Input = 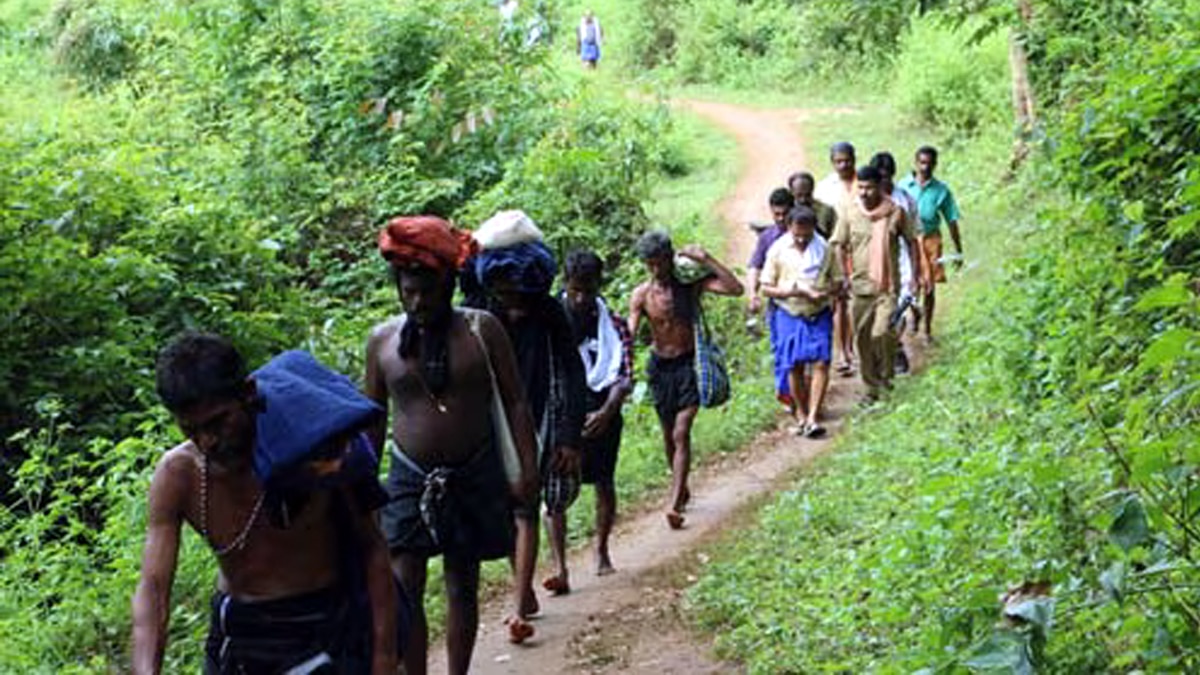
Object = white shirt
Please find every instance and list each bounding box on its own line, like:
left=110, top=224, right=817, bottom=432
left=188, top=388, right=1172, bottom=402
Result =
left=890, top=189, right=918, bottom=295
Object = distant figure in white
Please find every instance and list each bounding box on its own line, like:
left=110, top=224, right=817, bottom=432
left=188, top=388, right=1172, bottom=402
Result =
left=499, top=0, right=518, bottom=23
left=577, top=10, right=603, bottom=69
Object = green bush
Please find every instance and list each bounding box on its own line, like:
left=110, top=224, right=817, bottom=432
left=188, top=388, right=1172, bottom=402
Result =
left=689, top=3, right=1200, bottom=671
left=892, top=15, right=1009, bottom=134
left=0, top=0, right=714, bottom=670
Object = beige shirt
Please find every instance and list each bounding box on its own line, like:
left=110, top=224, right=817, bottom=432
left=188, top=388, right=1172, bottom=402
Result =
left=761, top=233, right=841, bottom=317
left=832, top=198, right=912, bottom=297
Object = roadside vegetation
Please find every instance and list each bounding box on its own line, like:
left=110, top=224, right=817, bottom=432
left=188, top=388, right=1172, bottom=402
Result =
left=680, top=1, right=1200, bottom=672
left=0, top=0, right=778, bottom=669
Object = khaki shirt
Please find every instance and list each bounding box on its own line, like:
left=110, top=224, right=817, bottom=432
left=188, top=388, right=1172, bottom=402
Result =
left=832, top=199, right=912, bottom=297
left=761, top=233, right=841, bottom=317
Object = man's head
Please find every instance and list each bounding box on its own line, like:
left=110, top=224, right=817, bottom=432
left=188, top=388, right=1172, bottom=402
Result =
left=787, top=205, right=817, bottom=247
left=915, top=145, right=938, bottom=180
left=636, top=230, right=674, bottom=282
left=564, top=249, right=604, bottom=316
left=830, top=142, right=856, bottom=181
left=788, top=171, right=815, bottom=203
left=869, top=151, right=897, bottom=192
left=156, top=332, right=257, bottom=464
left=393, top=264, right=455, bottom=326
left=856, top=165, right=883, bottom=209
left=768, top=187, right=795, bottom=227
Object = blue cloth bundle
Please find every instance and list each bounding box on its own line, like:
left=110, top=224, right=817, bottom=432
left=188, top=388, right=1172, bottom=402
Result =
left=250, top=350, right=383, bottom=483
left=472, top=241, right=558, bottom=295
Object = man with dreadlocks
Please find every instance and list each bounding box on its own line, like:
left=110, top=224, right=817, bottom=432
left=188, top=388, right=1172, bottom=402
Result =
left=367, top=215, right=539, bottom=674
left=628, top=230, right=743, bottom=530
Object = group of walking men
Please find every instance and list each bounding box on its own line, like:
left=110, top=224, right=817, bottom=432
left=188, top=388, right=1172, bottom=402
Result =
left=747, top=142, right=962, bottom=433
left=131, top=209, right=745, bottom=673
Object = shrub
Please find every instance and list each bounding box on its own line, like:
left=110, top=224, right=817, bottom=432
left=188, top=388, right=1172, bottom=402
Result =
left=891, top=14, right=1009, bottom=134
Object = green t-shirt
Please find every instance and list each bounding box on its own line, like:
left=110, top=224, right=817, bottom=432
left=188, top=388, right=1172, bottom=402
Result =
left=897, top=175, right=960, bottom=236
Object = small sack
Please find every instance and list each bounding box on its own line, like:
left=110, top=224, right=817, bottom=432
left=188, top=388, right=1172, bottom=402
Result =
left=693, top=303, right=731, bottom=408
left=474, top=210, right=543, bottom=250
left=463, top=311, right=525, bottom=492
left=673, top=252, right=713, bottom=285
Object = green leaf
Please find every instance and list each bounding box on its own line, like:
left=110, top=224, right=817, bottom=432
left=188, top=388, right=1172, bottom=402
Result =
left=1133, top=274, right=1193, bottom=311
left=1100, top=561, right=1126, bottom=603
left=1003, top=597, right=1056, bottom=633
left=1109, top=494, right=1150, bottom=551
left=1136, top=328, right=1197, bottom=374
left=963, top=632, right=1030, bottom=672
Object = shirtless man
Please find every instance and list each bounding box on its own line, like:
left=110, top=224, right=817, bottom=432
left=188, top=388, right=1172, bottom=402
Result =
left=132, top=333, right=398, bottom=674
left=629, top=231, right=744, bottom=529
left=367, top=216, right=539, bottom=673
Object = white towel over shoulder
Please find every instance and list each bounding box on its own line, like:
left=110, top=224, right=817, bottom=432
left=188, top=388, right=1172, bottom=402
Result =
left=579, top=298, right=622, bottom=392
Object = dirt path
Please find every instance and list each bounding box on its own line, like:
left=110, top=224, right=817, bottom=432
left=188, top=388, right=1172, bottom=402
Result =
left=431, top=101, right=864, bottom=674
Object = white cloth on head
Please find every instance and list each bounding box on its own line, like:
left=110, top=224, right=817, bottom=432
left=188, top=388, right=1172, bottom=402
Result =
left=578, top=298, right=623, bottom=392
left=474, top=209, right=543, bottom=250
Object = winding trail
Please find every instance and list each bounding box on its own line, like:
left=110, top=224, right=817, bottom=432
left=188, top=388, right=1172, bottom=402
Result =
left=431, top=100, right=866, bottom=674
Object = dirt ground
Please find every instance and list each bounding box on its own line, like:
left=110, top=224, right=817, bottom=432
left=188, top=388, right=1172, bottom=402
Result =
left=429, top=100, right=882, bottom=674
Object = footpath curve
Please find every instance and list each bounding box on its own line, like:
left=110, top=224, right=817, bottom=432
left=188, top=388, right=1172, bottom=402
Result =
left=432, top=100, right=862, bottom=674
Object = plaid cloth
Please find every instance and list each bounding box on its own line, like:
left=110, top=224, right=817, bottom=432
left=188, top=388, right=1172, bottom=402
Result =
left=608, top=309, right=635, bottom=385
left=694, top=303, right=731, bottom=408
left=540, top=335, right=581, bottom=514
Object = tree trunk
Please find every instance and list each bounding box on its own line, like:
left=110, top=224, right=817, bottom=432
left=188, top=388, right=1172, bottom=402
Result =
left=1008, top=0, right=1036, bottom=174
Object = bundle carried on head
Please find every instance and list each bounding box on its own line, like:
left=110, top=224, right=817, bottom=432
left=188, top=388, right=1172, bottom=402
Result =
left=471, top=210, right=557, bottom=295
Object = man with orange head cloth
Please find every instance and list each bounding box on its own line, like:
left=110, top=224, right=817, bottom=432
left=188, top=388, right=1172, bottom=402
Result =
left=366, top=216, right=539, bottom=674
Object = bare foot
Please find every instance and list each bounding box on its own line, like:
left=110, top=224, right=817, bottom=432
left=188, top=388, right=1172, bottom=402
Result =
left=666, top=510, right=685, bottom=530
left=596, top=553, right=615, bottom=576
left=505, top=615, right=535, bottom=644
left=520, top=589, right=539, bottom=619
left=542, top=574, right=570, bottom=596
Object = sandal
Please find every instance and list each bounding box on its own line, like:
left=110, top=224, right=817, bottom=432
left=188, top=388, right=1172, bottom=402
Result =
left=804, top=423, right=827, bottom=439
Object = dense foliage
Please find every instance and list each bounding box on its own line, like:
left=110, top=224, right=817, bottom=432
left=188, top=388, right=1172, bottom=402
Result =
left=690, top=0, right=1200, bottom=671
left=0, top=0, right=715, bottom=669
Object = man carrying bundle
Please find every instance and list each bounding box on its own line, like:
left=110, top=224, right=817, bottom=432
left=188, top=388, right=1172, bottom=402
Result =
left=367, top=215, right=539, bottom=673
left=466, top=211, right=587, bottom=630
left=132, top=333, right=399, bottom=674
left=629, top=231, right=743, bottom=530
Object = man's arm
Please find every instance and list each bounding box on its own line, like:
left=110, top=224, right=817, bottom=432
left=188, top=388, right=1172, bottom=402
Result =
left=943, top=189, right=964, bottom=268
left=830, top=214, right=854, bottom=293
left=947, top=220, right=963, bottom=268
left=680, top=245, right=744, bottom=297
left=479, top=312, right=539, bottom=504
left=131, top=453, right=187, bottom=675
left=627, top=284, right=646, bottom=342
left=363, top=322, right=392, bottom=453
left=347, top=492, right=398, bottom=675
left=746, top=266, right=762, bottom=312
